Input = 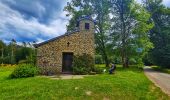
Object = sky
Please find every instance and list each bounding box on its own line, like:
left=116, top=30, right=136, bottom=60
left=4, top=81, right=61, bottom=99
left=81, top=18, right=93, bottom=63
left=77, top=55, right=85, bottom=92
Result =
left=0, top=0, right=170, bottom=44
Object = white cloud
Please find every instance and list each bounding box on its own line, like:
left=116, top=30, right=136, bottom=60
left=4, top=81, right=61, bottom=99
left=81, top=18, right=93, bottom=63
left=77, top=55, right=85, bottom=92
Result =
left=0, top=1, right=69, bottom=43
left=36, top=38, right=45, bottom=44
left=163, top=0, right=170, bottom=7
left=2, top=0, right=168, bottom=44
left=136, top=0, right=170, bottom=7
left=136, top=0, right=142, bottom=4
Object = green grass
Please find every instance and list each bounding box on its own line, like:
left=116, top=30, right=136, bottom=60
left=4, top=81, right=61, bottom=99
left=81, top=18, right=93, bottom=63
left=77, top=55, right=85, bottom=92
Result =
left=151, top=66, right=170, bottom=74
left=0, top=65, right=169, bottom=100
left=95, top=64, right=106, bottom=67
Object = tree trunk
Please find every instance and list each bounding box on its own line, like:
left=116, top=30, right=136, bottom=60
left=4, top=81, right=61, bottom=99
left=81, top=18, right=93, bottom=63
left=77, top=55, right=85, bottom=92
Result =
left=11, top=49, right=13, bottom=64
left=1, top=48, right=3, bottom=64
left=121, top=48, right=126, bottom=68
left=122, top=55, right=129, bottom=68
left=125, top=57, right=129, bottom=68
left=104, top=54, right=109, bottom=67
left=119, top=0, right=128, bottom=68
left=101, top=42, right=109, bottom=67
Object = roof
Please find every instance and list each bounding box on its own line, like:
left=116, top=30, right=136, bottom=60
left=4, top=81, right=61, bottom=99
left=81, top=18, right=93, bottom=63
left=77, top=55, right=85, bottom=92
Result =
left=34, top=30, right=79, bottom=48
left=34, top=15, right=96, bottom=48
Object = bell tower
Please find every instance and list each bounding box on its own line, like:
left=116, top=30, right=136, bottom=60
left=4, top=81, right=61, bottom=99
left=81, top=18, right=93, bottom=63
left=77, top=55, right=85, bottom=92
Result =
left=77, top=15, right=95, bottom=33
left=76, top=15, right=95, bottom=60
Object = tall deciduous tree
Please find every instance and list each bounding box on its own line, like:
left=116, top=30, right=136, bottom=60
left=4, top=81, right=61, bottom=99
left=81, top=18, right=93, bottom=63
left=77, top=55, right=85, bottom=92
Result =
left=10, top=39, right=16, bottom=64
left=64, top=0, right=112, bottom=67
left=0, top=40, right=5, bottom=64
left=143, top=0, right=170, bottom=68
left=110, top=0, right=154, bottom=67
left=0, top=39, right=36, bottom=64
left=65, top=0, right=154, bottom=68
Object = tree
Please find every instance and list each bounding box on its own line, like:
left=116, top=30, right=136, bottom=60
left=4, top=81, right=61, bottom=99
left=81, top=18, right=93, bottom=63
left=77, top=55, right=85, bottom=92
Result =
left=10, top=39, right=17, bottom=64
left=110, top=0, right=154, bottom=67
left=64, top=0, right=93, bottom=32
left=65, top=0, right=154, bottom=68
left=64, top=0, right=112, bottom=67
left=92, top=0, right=112, bottom=67
left=0, top=40, right=37, bottom=64
left=0, top=40, right=6, bottom=64
left=32, top=41, right=37, bottom=65
left=143, top=0, right=170, bottom=68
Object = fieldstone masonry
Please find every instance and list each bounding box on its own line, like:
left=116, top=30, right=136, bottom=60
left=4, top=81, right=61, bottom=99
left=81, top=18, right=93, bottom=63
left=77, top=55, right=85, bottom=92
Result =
left=35, top=17, right=95, bottom=74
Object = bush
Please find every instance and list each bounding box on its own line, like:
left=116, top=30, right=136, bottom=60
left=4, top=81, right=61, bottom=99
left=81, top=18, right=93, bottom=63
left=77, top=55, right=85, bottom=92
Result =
left=73, top=54, right=94, bottom=75
left=2, top=56, right=10, bottom=64
left=95, top=55, right=104, bottom=64
left=92, top=66, right=103, bottom=74
left=10, top=64, right=39, bottom=78
left=129, top=58, right=137, bottom=65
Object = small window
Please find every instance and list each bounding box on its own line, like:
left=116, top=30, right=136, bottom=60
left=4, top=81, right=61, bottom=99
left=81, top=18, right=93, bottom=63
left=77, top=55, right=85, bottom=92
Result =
left=85, top=23, right=90, bottom=30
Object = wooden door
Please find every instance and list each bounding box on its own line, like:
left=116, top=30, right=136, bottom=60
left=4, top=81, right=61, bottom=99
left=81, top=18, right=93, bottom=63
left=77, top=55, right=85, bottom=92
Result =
left=62, top=52, right=73, bottom=72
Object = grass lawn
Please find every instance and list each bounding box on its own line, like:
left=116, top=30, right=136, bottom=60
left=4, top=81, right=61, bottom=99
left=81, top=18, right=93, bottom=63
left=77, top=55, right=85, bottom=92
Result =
left=151, top=66, right=170, bottom=74
left=0, top=65, right=169, bottom=100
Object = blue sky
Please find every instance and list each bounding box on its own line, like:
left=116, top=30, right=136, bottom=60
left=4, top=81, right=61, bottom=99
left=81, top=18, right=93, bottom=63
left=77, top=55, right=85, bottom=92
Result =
left=0, top=0, right=69, bottom=44
left=0, top=0, right=169, bottom=44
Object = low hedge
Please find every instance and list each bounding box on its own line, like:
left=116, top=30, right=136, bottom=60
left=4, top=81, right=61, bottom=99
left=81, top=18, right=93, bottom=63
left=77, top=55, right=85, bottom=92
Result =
left=10, top=64, right=39, bottom=78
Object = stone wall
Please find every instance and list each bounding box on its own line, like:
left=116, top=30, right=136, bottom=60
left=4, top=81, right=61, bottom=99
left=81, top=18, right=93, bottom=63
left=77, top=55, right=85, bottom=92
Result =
left=36, top=19, right=95, bottom=74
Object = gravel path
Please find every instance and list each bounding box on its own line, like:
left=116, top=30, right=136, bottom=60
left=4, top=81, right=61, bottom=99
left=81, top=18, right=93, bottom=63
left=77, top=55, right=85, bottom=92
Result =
left=144, top=66, right=170, bottom=96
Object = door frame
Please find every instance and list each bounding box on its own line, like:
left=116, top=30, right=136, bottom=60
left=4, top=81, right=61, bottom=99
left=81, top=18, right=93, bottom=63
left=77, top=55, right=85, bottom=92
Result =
left=62, top=52, right=73, bottom=73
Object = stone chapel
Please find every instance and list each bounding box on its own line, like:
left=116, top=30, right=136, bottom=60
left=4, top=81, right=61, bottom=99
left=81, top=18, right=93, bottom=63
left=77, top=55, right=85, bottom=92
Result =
left=35, top=16, right=95, bottom=74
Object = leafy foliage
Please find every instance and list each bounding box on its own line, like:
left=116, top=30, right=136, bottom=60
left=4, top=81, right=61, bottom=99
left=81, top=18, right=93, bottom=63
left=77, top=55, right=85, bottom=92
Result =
left=10, top=64, right=39, bottom=78
left=65, top=0, right=154, bottom=68
left=73, top=54, right=94, bottom=74
left=110, top=0, right=154, bottom=67
left=144, top=0, right=170, bottom=68
left=0, top=40, right=36, bottom=65
left=95, top=55, right=104, bottom=64
left=91, top=66, right=104, bottom=74
left=64, top=0, right=112, bottom=67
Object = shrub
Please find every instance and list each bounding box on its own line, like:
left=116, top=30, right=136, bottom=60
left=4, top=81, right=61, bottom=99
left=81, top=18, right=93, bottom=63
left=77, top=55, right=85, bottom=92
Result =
left=129, top=58, right=137, bottom=65
left=10, top=64, right=39, bottom=78
left=95, top=55, right=104, bottom=64
left=2, top=56, right=11, bottom=64
left=92, top=66, right=104, bottom=74
left=73, top=54, right=94, bottom=75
